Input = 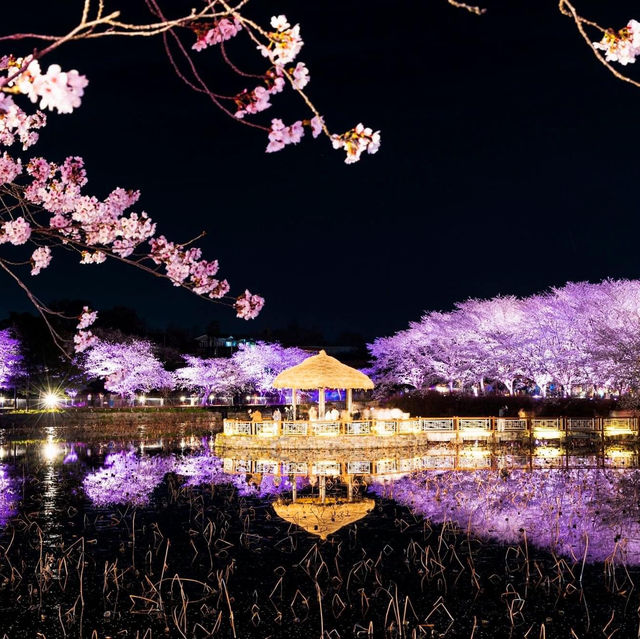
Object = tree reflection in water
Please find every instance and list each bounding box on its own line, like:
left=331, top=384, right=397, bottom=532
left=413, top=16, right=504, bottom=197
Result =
left=372, top=468, right=640, bottom=563
left=0, top=465, right=16, bottom=527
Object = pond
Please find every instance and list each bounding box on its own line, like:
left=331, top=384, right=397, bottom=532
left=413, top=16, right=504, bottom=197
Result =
left=0, top=426, right=639, bottom=638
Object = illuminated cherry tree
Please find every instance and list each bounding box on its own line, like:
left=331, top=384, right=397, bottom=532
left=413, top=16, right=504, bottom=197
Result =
left=80, top=337, right=173, bottom=401
left=0, top=328, right=23, bottom=389
left=231, top=341, right=308, bottom=397
left=174, top=354, right=240, bottom=405
left=369, top=279, right=640, bottom=397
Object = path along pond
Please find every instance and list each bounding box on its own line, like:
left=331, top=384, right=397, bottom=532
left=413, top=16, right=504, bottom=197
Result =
left=0, top=424, right=640, bottom=638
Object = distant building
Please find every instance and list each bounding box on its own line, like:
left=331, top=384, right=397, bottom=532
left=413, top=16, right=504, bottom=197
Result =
left=194, top=335, right=256, bottom=356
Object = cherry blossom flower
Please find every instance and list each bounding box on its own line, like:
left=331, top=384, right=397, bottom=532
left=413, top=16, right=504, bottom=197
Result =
left=291, top=62, right=310, bottom=90
left=310, top=115, right=324, bottom=138
left=0, top=152, right=22, bottom=184
left=0, top=217, right=31, bottom=245
left=30, top=246, right=51, bottom=275
left=192, top=17, right=243, bottom=51
left=266, top=118, right=304, bottom=153
left=80, top=250, right=107, bottom=264
left=331, top=123, right=381, bottom=164
left=73, top=330, right=97, bottom=353
left=594, top=19, right=640, bottom=65
left=234, top=289, right=265, bottom=319
left=259, top=15, right=304, bottom=66
left=77, top=306, right=97, bottom=330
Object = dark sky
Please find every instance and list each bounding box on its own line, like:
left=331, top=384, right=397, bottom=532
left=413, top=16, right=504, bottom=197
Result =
left=2, top=0, right=640, bottom=341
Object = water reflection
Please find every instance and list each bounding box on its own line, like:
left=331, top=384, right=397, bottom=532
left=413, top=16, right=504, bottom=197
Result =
left=3, top=437, right=640, bottom=565
left=0, top=465, right=16, bottom=527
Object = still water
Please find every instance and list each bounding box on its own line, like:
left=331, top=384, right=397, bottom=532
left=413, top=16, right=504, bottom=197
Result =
left=0, top=426, right=639, bottom=638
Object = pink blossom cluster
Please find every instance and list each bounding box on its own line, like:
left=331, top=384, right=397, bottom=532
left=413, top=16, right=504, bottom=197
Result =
left=594, top=19, right=640, bottom=65
left=24, top=156, right=157, bottom=258
left=0, top=216, right=31, bottom=245
left=234, top=73, right=285, bottom=119
left=30, top=246, right=51, bottom=275
left=266, top=118, right=304, bottom=152
left=234, top=289, right=265, bottom=320
left=259, top=15, right=304, bottom=66
left=149, top=235, right=230, bottom=297
left=74, top=306, right=98, bottom=353
left=0, top=151, right=22, bottom=185
left=234, top=61, right=308, bottom=118
left=77, top=306, right=98, bottom=329
left=331, top=123, right=381, bottom=164
left=265, top=115, right=324, bottom=153
left=192, top=17, right=243, bottom=52
left=8, top=57, right=88, bottom=114
left=0, top=93, right=46, bottom=149
left=291, top=62, right=310, bottom=90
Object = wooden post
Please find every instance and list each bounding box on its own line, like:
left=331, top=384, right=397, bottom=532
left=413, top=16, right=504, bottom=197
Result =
left=291, top=475, right=297, bottom=503
left=346, top=388, right=353, bottom=414
left=319, top=475, right=326, bottom=503
left=291, top=388, right=297, bottom=420
left=318, top=388, right=326, bottom=419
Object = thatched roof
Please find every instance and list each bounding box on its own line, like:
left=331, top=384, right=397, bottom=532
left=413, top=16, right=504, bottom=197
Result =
left=273, top=497, right=375, bottom=539
left=272, top=350, right=374, bottom=390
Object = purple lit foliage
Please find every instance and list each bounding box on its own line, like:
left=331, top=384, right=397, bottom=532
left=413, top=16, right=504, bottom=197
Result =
left=368, top=279, right=640, bottom=396
left=231, top=341, right=308, bottom=397
left=174, top=355, right=239, bottom=405
left=82, top=450, right=300, bottom=506
left=0, top=329, right=24, bottom=389
left=0, top=465, right=17, bottom=527
left=371, top=468, right=640, bottom=564
left=79, top=337, right=173, bottom=400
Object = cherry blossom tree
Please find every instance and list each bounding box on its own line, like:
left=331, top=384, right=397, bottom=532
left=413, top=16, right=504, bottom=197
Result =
left=174, top=354, right=240, bottom=405
left=231, top=341, right=308, bottom=398
left=454, top=296, right=525, bottom=395
left=0, top=328, right=23, bottom=389
left=368, top=279, right=640, bottom=398
left=80, top=337, right=173, bottom=401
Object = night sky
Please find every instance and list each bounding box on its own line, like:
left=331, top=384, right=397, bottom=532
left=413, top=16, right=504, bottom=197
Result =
left=2, top=0, right=640, bottom=342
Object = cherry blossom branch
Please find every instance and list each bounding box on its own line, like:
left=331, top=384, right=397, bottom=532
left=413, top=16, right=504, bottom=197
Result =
left=446, top=1, right=486, bottom=16
left=559, top=1, right=640, bottom=89
left=0, top=257, right=69, bottom=354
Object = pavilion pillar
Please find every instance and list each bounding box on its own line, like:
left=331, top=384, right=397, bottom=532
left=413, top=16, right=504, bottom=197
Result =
left=291, top=388, right=297, bottom=420
left=318, top=388, right=326, bottom=419
left=347, top=475, right=353, bottom=502
left=291, top=475, right=297, bottom=503
left=319, top=475, right=326, bottom=503
left=346, top=388, right=353, bottom=414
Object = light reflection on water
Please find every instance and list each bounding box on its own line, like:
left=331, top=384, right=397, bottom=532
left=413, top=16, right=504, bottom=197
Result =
left=1, top=435, right=640, bottom=564
left=3, top=430, right=640, bottom=637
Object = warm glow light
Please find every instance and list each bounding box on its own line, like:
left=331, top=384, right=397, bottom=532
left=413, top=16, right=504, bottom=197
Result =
left=42, top=440, right=60, bottom=461
left=606, top=446, right=634, bottom=458
left=460, top=427, right=491, bottom=439
left=180, top=396, right=186, bottom=402
left=533, top=428, right=564, bottom=440
left=463, top=447, right=490, bottom=458
left=535, top=446, right=562, bottom=458
left=42, top=392, right=61, bottom=409
left=604, top=426, right=634, bottom=436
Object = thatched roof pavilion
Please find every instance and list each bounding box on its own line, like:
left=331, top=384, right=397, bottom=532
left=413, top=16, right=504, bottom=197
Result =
left=273, top=497, right=375, bottom=539
left=272, top=350, right=374, bottom=418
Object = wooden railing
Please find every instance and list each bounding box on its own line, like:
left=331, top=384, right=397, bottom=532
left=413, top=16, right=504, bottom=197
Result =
left=222, top=416, right=639, bottom=438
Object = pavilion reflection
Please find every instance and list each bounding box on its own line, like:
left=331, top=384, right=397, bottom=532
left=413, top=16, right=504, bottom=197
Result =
left=216, top=441, right=640, bottom=481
